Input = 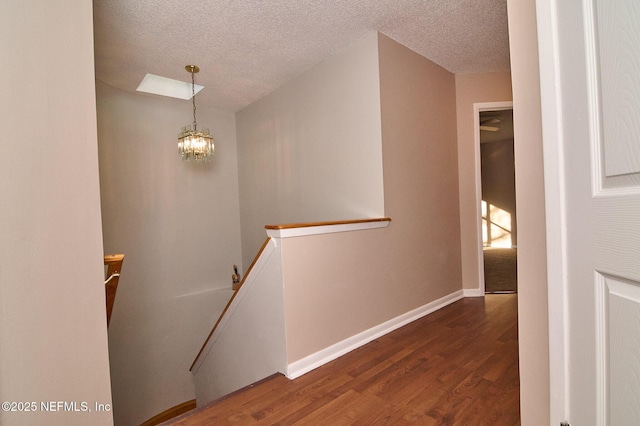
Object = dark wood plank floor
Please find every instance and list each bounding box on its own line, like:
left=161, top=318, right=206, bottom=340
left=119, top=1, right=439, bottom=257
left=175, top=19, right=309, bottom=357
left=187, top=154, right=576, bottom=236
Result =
left=169, top=295, right=520, bottom=425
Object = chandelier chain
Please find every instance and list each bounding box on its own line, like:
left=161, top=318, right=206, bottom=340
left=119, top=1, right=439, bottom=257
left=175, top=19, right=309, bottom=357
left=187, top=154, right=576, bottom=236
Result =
left=191, top=70, right=197, bottom=130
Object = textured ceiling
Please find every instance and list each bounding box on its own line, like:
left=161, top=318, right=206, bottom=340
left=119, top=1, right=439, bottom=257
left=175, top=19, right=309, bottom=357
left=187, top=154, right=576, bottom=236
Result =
left=93, top=0, right=510, bottom=112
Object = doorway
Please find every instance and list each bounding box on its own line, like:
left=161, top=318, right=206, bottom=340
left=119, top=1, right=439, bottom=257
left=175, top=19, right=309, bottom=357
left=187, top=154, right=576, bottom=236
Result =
left=473, top=103, right=516, bottom=294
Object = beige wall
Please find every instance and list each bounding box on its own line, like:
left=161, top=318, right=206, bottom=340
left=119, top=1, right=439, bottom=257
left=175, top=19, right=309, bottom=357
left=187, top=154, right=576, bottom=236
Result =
left=378, top=33, right=462, bottom=304
left=235, top=33, right=385, bottom=269
left=281, top=229, right=393, bottom=361
left=281, top=34, right=462, bottom=363
left=455, top=72, right=513, bottom=289
left=0, top=1, right=113, bottom=425
left=96, top=82, right=242, bottom=424
left=507, top=0, right=550, bottom=423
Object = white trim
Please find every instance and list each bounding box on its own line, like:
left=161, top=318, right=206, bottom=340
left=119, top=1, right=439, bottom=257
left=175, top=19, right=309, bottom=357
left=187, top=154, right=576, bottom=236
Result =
left=536, top=0, right=569, bottom=423
left=266, top=220, right=390, bottom=239
left=473, top=101, right=513, bottom=296
left=594, top=272, right=608, bottom=426
left=463, top=288, right=484, bottom=298
left=584, top=0, right=605, bottom=197
left=285, top=290, right=464, bottom=380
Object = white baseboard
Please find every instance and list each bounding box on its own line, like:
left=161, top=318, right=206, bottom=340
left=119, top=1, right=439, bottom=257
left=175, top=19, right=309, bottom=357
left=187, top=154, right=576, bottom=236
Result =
left=463, top=288, right=484, bottom=297
left=285, top=289, right=465, bottom=380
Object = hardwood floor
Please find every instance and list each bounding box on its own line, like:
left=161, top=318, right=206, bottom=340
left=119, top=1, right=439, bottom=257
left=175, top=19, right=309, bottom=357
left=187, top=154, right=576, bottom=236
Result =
left=169, top=295, right=519, bottom=425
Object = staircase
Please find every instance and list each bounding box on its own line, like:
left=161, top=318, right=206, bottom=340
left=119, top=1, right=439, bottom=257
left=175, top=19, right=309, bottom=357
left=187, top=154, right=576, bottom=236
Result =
left=189, top=218, right=391, bottom=407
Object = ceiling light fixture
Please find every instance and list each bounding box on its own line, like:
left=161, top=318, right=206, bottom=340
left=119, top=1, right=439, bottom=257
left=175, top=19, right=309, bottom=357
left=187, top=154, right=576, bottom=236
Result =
left=178, top=65, right=214, bottom=162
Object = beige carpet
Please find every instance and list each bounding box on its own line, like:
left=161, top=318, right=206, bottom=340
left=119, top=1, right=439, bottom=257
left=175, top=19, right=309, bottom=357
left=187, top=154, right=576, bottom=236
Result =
left=484, top=247, right=517, bottom=293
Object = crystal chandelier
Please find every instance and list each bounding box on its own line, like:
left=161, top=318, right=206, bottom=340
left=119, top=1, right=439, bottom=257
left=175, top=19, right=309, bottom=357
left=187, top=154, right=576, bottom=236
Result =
left=178, top=65, right=214, bottom=161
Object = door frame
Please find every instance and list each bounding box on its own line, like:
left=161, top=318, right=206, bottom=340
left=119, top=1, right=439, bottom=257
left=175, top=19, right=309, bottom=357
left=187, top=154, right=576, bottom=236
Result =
left=473, top=101, right=514, bottom=295
left=535, top=0, right=569, bottom=423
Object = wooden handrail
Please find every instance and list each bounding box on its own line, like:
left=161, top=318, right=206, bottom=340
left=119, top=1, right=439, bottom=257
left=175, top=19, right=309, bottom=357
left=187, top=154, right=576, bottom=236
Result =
left=189, top=218, right=392, bottom=371
left=265, top=217, right=391, bottom=230
left=140, top=399, right=196, bottom=426
left=190, top=238, right=272, bottom=371
left=104, top=254, right=124, bottom=327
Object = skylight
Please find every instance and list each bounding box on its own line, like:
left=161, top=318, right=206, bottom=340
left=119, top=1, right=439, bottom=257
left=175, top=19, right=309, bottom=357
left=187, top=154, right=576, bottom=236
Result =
left=136, top=73, right=204, bottom=100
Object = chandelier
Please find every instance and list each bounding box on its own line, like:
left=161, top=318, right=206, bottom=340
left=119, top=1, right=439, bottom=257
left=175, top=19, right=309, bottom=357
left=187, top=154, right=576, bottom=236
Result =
left=178, top=65, right=214, bottom=161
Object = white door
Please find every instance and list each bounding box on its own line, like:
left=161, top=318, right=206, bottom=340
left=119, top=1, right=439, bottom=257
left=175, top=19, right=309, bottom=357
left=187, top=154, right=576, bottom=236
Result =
left=538, top=0, right=640, bottom=424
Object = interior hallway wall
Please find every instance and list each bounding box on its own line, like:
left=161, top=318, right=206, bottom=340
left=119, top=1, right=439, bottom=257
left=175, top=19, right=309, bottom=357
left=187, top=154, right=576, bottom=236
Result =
left=97, top=82, right=242, bottom=425
left=0, top=1, right=113, bottom=425
left=235, top=33, right=385, bottom=269
left=279, top=33, right=463, bottom=364
left=378, top=33, right=462, bottom=312
left=455, top=72, right=513, bottom=289
left=507, top=0, right=550, bottom=423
